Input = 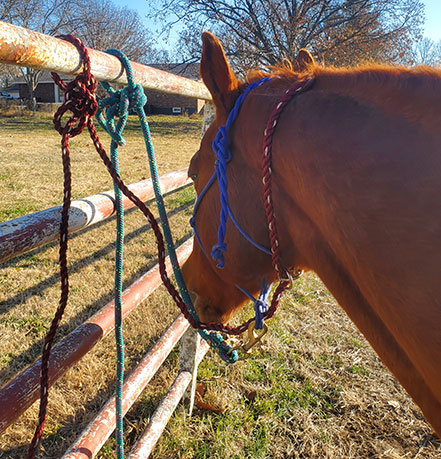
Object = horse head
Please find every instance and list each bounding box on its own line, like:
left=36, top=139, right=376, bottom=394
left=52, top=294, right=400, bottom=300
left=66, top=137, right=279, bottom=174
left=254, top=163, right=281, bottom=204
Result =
left=180, top=32, right=441, bottom=438
left=182, top=32, right=313, bottom=324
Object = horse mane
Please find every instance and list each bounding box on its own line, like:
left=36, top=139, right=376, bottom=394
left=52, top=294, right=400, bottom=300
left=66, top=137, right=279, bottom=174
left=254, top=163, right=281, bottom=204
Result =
left=246, top=59, right=441, bottom=96
left=246, top=58, right=314, bottom=83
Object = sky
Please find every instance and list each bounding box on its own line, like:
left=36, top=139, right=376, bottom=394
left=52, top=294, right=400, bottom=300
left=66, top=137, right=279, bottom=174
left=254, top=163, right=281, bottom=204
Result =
left=422, top=0, right=441, bottom=41
left=117, top=0, right=441, bottom=44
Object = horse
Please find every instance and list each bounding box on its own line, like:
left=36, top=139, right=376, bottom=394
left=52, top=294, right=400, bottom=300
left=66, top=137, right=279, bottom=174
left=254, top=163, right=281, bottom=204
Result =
left=181, top=31, right=441, bottom=436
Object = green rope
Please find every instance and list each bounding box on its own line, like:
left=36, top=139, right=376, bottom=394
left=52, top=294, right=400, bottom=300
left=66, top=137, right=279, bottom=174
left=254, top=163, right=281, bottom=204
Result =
left=96, top=51, right=239, bottom=456
left=97, top=49, right=238, bottom=364
left=111, top=141, right=125, bottom=459
left=95, top=67, right=133, bottom=459
left=96, top=94, right=128, bottom=459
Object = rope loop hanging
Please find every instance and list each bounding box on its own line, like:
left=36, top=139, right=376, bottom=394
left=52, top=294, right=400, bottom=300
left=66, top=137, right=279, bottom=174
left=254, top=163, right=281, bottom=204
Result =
left=27, top=34, right=98, bottom=459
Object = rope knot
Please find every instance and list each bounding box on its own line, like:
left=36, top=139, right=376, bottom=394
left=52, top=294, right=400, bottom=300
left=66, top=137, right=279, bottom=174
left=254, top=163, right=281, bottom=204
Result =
left=128, top=83, right=147, bottom=112
left=95, top=85, right=130, bottom=146
left=52, top=57, right=98, bottom=137
left=212, top=125, right=231, bottom=162
left=254, top=299, right=269, bottom=330
left=96, top=83, right=147, bottom=146
left=254, top=279, right=271, bottom=330
left=211, top=242, right=227, bottom=268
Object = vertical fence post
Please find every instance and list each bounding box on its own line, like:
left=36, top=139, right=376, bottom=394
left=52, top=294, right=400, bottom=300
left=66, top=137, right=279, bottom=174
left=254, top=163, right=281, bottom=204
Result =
left=177, top=100, right=215, bottom=414
left=178, top=328, right=201, bottom=415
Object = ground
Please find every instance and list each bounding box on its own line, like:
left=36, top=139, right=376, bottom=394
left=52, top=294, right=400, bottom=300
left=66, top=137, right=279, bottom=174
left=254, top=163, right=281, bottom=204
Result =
left=0, top=112, right=439, bottom=458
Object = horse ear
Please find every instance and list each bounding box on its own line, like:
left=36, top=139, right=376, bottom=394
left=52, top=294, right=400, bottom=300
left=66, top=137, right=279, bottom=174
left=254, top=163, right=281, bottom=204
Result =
left=293, top=49, right=315, bottom=72
left=200, top=31, right=240, bottom=121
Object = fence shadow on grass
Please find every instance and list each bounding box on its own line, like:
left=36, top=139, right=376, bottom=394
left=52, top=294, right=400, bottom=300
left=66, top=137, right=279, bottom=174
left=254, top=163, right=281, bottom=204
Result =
left=0, top=344, right=177, bottom=459
left=0, top=192, right=193, bottom=383
left=1, top=228, right=194, bottom=384
left=0, top=199, right=194, bottom=315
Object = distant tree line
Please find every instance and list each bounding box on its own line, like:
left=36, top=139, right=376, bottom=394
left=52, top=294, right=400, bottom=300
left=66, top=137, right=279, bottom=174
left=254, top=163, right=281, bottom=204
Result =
left=1, top=0, right=440, bottom=109
left=147, top=0, right=433, bottom=73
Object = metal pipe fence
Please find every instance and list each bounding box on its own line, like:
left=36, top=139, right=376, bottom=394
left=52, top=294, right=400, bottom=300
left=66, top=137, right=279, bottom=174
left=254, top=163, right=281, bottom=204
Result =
left=0, top=21, right=211, bottom=100
left=0, top=20, right=211, bottom=458
left=0, top=169, right=190, bottom=263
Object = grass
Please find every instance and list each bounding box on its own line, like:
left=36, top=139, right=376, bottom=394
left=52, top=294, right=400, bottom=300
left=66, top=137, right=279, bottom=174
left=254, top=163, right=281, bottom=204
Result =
left=1, top=113, right=440, bottom=458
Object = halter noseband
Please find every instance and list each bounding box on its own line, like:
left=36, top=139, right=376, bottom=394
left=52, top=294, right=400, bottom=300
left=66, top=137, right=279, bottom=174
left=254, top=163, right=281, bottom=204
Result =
left=190, top=76, right=313, bottom=332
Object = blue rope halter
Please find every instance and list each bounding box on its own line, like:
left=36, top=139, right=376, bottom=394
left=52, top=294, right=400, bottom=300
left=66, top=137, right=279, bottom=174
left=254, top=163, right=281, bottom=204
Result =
left=190, top=76, right=274, bottom=329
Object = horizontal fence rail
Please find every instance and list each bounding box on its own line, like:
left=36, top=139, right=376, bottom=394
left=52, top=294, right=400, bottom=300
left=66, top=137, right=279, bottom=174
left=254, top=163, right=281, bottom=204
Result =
left=0, top=169, right=191, bottom=263
left=0, top=238, right=193, bottom=433
left=0, top=20, right=210, bottom=456
left=62, top=321, right=209, bottom=459
left=0, top=21, right=211, bottom=100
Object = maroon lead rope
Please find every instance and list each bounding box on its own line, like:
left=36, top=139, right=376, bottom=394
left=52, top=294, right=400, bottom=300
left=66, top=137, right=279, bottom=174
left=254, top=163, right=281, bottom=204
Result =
left=27, top=38, right=312, bottom=454
left=27, top=35, right=98, bottom=458
left=261, top=78, right=315, bottom=322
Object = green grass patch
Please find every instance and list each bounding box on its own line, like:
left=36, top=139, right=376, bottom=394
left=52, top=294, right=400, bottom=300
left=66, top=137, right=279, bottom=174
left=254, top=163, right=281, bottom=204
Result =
left=0, top=113, right=55, bottom=131
left=347, top=364, right=370, bottom=376
left=1, top=313, right=51, bottom=335
left=315, top=353, right=343, bottom=369
left=167, top=186, right=196, bottom=208
left=0, top=202, right=41, bottom=221
left=0, top=113, right=202, bottom=135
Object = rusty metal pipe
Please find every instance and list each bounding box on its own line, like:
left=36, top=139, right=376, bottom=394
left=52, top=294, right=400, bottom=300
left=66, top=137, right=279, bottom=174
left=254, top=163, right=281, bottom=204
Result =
left=61, top=315, right=191, bottom=459
left=0, top=169, right=190, bottom=263
left=128, top=342, right=209, bottom=459
left=0, top=21, right=211, bottom=100
left=128, top=372, right=194, bottom=459
left=0, top=238, right=193, bottom=433
left=62, top=339, right=209, bottom=459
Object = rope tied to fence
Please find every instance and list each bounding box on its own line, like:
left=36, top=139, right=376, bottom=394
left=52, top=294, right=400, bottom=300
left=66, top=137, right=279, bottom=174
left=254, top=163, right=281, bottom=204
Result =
left=29, top=36, right=246, bottom=459
left=96, top=80, right=147, bottom=146
left=96, top=50, right=239, bottom=363
left=94, top=52, right=152, bottom=459
left=27, top=34, right=98, bottom=459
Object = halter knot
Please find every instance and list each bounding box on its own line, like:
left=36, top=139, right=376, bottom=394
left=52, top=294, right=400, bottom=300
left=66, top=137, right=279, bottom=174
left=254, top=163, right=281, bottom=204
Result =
left=254, top=279, right=271, bottom=330
left=212, top=125, right=231, bottom=162
left=211, top=242, right=227, bottom=268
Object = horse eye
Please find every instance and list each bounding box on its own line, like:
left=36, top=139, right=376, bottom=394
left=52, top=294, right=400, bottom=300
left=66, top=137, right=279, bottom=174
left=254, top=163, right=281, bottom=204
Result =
left=189, top=173, right=197, bottom=181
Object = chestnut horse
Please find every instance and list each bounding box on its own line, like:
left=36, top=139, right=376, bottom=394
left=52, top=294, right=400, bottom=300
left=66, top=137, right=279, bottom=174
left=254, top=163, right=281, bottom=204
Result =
left=182, top=32, right=441, bottom=436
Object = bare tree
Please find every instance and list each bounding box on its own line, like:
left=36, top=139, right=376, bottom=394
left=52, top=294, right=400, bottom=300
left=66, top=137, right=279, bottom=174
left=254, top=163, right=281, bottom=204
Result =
left=1, top=0, right=164, bottom=109
left=148, top=0, right=424, bottom=71
left=1, top=0, right=79, bottom=110
left=411, top=37, right=441, bottom=66
left=71, top=0, right=157, bottom=63
left=0, top=0, right=16, bottom=21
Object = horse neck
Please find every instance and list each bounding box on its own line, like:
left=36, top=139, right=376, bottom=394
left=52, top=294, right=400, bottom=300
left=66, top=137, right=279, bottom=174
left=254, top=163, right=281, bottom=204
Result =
left=235, top=66, right=441, bottom=274
left=232, top=69, right=441, bottom=435
left=312, top=65, right=441, bottom=133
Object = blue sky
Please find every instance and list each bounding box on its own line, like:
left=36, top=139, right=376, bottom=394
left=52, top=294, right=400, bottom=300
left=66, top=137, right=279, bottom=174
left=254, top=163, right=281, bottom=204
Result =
left=423, top=0, right=441, bottom=41
left=118, top=0, right=441, bottom=44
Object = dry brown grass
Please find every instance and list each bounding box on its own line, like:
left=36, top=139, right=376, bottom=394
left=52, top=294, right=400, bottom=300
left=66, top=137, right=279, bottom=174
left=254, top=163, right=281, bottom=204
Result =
left=0, top=114, right=440, bottom=458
